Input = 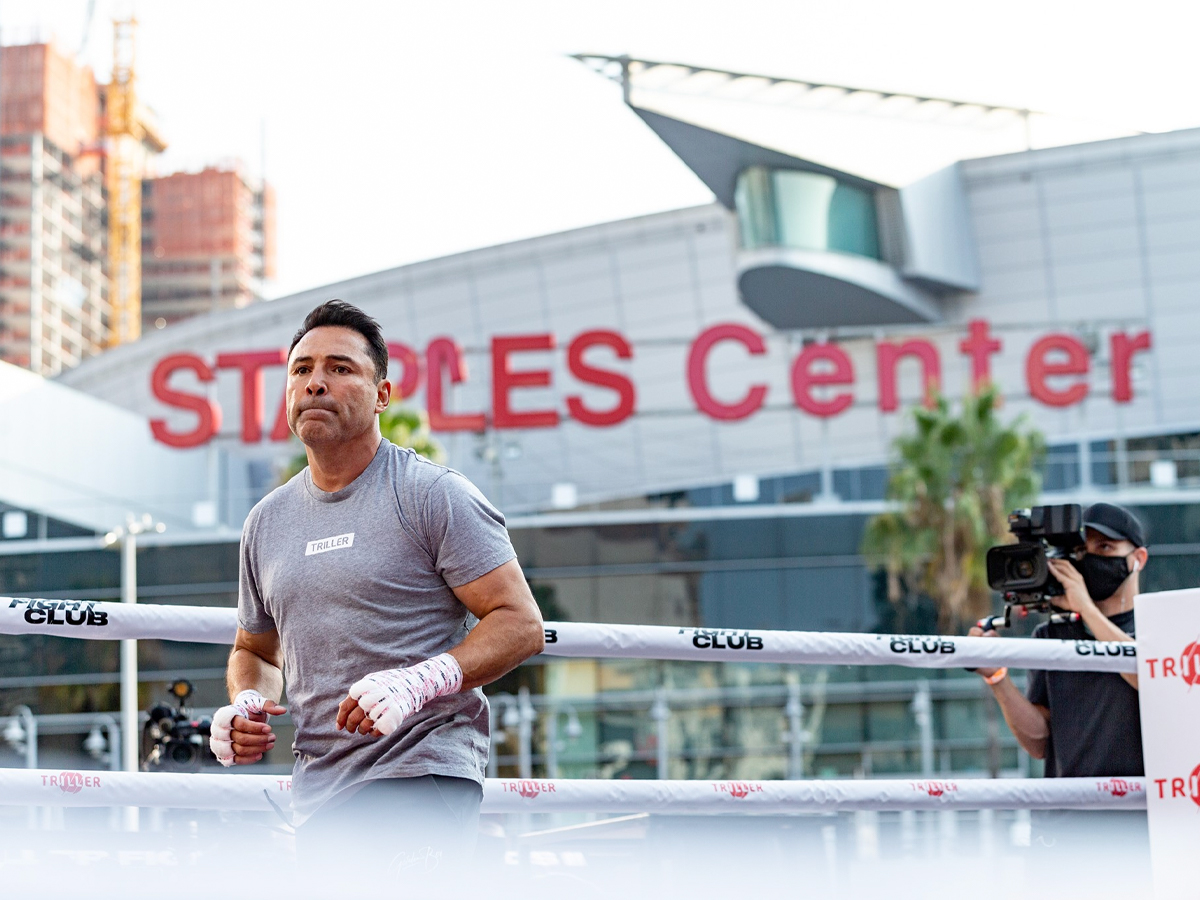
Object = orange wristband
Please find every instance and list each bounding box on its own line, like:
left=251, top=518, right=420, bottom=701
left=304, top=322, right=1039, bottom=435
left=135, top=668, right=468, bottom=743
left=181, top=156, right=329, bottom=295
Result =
left=984, top=667, right=1008, bottom=685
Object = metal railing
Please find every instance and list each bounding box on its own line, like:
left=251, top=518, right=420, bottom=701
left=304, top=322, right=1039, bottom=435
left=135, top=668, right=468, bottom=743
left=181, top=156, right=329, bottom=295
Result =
left=486, top=677, right=1026, bottom=782
left=0, top=677, right=1020, bottom=786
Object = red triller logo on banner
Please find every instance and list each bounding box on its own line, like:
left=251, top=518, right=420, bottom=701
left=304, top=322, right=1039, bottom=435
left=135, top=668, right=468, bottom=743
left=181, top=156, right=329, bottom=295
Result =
left=1144, top=638, right=1200, bottom=685
left=41, top=772, right=101, bottom=793
left=1181, top=640, right=1200, bottom=686
left=909, top=781, right=959, bottom=797
left=711, top=782, right=764, bottom=799
left=502, top=780, right=556, bottom=799
left=1151, top=763, right=1200, bottom=807
left=1096, top=778, right=1143, bottom=798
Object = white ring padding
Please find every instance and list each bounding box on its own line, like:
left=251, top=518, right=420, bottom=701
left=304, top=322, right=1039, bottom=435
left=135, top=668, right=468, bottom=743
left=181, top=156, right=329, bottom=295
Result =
left=0, top=769, right=1146, bottom=813
left=543, top=622, right=1138, bottom=673
left=0, top=597, right=236, bottom=644
left=0, top=597, right=1138, bottom=672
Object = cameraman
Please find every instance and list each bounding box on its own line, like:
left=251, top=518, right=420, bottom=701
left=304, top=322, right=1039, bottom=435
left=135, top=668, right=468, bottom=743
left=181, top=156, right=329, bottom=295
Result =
left=970, top=502, right=1147, bottom=777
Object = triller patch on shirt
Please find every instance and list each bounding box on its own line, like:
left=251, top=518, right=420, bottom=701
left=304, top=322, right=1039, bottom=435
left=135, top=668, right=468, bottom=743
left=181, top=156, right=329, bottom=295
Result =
left=305, top=532, right=355, bottom=556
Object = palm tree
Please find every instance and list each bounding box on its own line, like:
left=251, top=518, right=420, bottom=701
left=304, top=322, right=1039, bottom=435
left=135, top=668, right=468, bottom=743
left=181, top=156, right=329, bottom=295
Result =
left=860, top=386, right=1045, bottom=634
left=278, top=405, right=446, bottom=484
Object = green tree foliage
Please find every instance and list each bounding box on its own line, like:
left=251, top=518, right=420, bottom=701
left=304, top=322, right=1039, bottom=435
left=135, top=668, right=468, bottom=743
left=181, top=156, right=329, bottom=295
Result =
left=861, top=386, right=1045, bottom=634
left=279, top=405, right=446, bottom=484
left=377, top=406, right=447, bottom=465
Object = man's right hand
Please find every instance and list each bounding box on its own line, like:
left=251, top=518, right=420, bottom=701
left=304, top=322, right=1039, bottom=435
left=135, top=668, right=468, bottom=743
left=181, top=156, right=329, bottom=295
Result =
left=209, top=690, right=287, bottom=766
left=968, top=624, right=1002, bottom=680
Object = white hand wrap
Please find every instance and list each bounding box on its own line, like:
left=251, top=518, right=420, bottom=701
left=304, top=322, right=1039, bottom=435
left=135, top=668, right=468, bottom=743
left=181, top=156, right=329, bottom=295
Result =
left=209, top=689, right=269, bottom=767
left=348, top=653, right=464, bottom=736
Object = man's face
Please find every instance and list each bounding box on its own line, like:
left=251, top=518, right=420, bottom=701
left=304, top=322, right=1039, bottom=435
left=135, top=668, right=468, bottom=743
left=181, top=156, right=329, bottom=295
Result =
left=286, top=326, right=389, bottom=447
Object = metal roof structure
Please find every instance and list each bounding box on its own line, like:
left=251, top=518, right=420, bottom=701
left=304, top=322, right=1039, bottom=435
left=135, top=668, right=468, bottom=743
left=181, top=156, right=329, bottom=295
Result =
left=572, top=55, right=1144, bottom=188
left=572, top=54, right=1039, bottom=132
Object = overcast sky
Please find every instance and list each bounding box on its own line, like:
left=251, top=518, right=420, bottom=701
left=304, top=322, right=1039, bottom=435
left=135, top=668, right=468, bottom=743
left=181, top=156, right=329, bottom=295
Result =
left=6, top=0, right=1200, bottom=298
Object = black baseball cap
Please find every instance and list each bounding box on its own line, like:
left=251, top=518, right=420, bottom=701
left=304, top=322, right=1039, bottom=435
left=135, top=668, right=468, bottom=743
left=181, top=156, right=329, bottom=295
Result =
left=1083, top=503, right=1146, bottom=548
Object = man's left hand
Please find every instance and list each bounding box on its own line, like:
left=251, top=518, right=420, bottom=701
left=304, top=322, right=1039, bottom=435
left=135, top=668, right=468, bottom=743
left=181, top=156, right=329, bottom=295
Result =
left=1046, top=558, right=1096, bottom=616
left=336, top=693, right=383, bottom=737
left=336, top=653, right=464, bottom=737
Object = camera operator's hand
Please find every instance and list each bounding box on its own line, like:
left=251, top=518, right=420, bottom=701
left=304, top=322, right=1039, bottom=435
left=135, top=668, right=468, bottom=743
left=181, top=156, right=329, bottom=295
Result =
left=1046, top=558, right=1096, bottom=617
left=968, top=625, right=1002, bottom=679
left=210, top=689, right=287, bottom=766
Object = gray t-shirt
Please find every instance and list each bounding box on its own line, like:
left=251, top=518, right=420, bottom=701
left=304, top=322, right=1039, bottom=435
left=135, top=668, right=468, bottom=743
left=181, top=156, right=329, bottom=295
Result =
left=237, top=440, right=516, bottom=823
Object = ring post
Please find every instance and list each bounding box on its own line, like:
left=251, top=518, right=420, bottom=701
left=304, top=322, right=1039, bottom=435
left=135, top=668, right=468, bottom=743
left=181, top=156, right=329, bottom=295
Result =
left=119, top=530, right=139, bottom=831
left=120, top=533, right=138, bottom=775
left=1134, top=588, right=1200, bottom=899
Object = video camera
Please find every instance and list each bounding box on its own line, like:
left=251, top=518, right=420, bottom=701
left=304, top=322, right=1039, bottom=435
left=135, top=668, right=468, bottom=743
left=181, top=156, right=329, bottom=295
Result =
left=141, top=679, right=216, bottom=772
left=981, top=504, right=1085, bottom=631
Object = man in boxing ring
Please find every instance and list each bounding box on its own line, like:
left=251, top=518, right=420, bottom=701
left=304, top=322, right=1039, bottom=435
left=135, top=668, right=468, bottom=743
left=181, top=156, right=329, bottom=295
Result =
left=208, top=299, right=545, bottom=874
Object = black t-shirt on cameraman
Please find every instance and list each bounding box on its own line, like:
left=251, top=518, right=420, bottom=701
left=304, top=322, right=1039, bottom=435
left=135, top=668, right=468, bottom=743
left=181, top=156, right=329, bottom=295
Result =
left=1025, top=608, right=1143, bottom=778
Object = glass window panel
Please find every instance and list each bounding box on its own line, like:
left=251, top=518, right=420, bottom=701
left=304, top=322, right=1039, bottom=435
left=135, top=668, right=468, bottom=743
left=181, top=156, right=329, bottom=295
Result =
left=812, top=752, right=859, bottom=777
left=827, top=181, right=881, bottom=259
left=780, top=566, right=872, bottom=632
left=735, top=167, right=881, bottom=259
left=772, top=170, right=838, bottom=250
left=0, top=550, right=117, bottom=595
left=1141, top=553, right=1200, bottom=593
left=778, top=514, right=870, bottom=557
left=948, top=748, right=987, bottom=772
left=833, top=466, right=889, bottom=502
left=865, top=700, right=911, bottom=742
left=699, top=568, right=784, bottom=630
left=772, top=170, right=881, bottom=260
left=815, top=703, right=864, bottom=744
left=1041, top=444, right=1081, bottom=492
left=940, top=699, right=985, bottom=741
left=734, top=166, right=776, bottom=249
left=871, top=749, right=917, bottom=775
left=1130, top=502, right=1200, bottom=545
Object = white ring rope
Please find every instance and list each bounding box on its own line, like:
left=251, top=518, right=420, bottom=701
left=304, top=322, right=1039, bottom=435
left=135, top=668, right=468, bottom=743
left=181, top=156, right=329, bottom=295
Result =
left=542, top=622, right=1137, bottom=673
left=0, top=597, right=236, bottom=644
left=0, top=597, right=1138, bottom=672
left=0, top=769, right=1147, bottom=813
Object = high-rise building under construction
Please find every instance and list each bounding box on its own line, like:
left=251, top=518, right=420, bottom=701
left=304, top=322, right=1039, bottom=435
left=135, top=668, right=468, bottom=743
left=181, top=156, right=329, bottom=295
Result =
left=0, top=38, right=275, bottom=375
left=141, top=164, right=276, bottom=327
left=0, top=42, right=107, bottom=376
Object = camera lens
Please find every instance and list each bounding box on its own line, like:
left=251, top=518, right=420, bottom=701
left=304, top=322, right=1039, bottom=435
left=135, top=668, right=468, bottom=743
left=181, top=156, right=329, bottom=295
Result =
left=1016, top=560, right=1034, bottom=579
left=170, top=742, right=196, bottom=765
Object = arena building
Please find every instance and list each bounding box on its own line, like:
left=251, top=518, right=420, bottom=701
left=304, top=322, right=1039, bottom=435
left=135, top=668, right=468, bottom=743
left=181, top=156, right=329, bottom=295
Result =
left=2, top=65, right=1199, bottom=781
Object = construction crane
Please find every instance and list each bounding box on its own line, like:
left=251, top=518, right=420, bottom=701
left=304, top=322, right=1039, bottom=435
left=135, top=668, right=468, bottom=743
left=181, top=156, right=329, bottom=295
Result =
left=104, top=17, right=166, bottom=347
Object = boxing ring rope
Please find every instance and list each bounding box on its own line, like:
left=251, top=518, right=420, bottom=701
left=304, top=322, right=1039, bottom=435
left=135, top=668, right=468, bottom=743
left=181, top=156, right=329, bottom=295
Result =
left=0, top=596, right=1145, bottom=818
left=0, top=769, right=1147, bottom=813
left=0, top=598, right=1138, bottom=672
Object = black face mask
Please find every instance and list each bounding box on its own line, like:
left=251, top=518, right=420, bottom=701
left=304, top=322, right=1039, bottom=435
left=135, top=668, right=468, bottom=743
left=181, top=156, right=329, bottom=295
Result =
left=1070, top=553, right=1132, bottom=602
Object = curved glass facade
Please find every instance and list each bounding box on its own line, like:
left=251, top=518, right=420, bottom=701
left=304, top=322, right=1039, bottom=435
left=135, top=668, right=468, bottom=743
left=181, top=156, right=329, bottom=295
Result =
left=735, top=166, right=881, bottom=259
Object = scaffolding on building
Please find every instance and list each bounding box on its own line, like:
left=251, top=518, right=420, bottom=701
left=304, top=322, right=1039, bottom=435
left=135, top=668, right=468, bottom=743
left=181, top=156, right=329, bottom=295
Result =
left=103, top=17, right=165, bottom=348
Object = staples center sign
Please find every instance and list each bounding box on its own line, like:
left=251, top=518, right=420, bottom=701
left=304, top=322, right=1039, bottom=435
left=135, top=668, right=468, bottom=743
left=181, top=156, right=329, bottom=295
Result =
left=148, top=319, right=1152, bottom=449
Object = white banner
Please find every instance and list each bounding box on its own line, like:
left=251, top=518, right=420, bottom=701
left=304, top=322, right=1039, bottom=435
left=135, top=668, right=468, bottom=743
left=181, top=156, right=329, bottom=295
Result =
left=0, top=769, right=1147, bottom=814
left=0, top=597, right=1139, bottom=672
left=1135, top=588, right=1200, bottom=900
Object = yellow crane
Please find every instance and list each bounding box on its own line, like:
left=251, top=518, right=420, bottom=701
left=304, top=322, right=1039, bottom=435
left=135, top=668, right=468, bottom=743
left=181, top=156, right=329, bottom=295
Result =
left=104, top=17, right=165, bottom=347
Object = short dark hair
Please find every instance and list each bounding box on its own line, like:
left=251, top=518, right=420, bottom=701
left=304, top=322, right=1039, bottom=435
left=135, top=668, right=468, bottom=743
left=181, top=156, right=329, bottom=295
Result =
left=289, top=300, right=388, bottom=382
